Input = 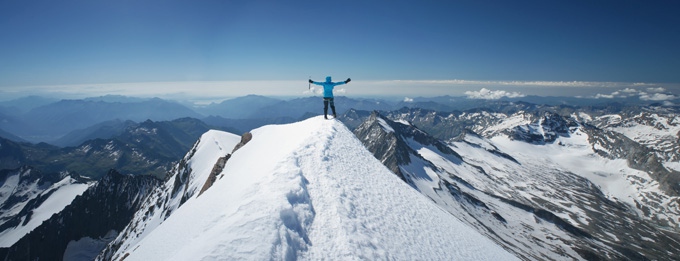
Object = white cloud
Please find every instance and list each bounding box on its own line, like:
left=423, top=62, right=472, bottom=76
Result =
left=614, top=88, right=641, bottom=97
left=383, top=79, right=630, bottom=88
left=305, top=85, right=345, bottom=96
left=464, top=88, right=525, bottom=100
left=594, top=93, right=615, bottom=99
left=646, top=87, right=666, bottom=93
left=593, top=87, right=677, bottom=101
left=594, top=88, right=637, bottom=99
left=640, top=92, right=676, bottom=101
left=403, top=97, right=414, bottom=102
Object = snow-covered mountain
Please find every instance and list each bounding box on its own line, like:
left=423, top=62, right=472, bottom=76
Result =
left=97, top=129, right=243, bottom=260
left=0, top=167, right=90, bottom=247
left=370, top=105, right=680, bottom=199
left=99, top=117, right=517, bottom=260
left=582, top=107, right=680, bottom=171
left=353, top=111, right=680, bottom=260
left=1, top=170, right=159, bottom=261
left=376, top=105, right=680, bottom=187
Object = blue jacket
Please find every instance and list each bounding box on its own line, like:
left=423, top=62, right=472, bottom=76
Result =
left=312, top=76, right=346, bottom=98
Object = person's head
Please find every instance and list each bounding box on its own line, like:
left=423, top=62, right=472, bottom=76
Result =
left=325, top=76, right=332, bottom=82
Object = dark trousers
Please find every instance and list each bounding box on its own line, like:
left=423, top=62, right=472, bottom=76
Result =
left=323, top=98, right=336, bottom=116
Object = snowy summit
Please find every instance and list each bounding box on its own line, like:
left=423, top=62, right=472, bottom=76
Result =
left=113, top=116, right=517, bottom=260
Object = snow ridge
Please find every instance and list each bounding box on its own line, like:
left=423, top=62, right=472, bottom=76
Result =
left=97, top=130, right=241, bottom=260
left=122, top=116, right=517, bottom=261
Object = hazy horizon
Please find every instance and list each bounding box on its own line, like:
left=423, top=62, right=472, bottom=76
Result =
left=1, top=79, right=679, bottom=105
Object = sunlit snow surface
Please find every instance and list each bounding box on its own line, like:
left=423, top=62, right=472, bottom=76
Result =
left=122, top=117, right=517, bottom=261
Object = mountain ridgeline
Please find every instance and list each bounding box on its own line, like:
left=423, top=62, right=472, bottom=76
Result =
left=0, top=97, right=202, bottom=143
left=0, top=118, right=215, bottom=179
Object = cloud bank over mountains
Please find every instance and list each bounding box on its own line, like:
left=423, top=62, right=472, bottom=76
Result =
left=594, top=87, right=677, bottom=101
left=465, top=88, right=526, bottom=100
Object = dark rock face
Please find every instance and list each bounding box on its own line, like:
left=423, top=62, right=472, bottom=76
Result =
left=231, top=132, right=252, bottom=153
left=502, top=111, right=573, bottom=144
left=353, top=112, right=411, bottom=181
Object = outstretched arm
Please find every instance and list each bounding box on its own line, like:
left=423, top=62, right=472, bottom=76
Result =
left=333, top=78, right=352, bottom=86
left=310, top=79, right=324, bottom=86
left=333, top=78, right=351, bottom=86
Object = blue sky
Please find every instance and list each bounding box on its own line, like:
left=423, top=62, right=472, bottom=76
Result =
left=1, top=0, right=679, bottom=101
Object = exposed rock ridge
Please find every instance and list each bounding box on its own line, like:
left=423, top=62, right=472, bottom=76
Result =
left=198, top=132, right=252, bottom=196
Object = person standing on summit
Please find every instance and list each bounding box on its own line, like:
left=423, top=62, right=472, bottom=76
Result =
left=309, top=76, right=351, bottom=119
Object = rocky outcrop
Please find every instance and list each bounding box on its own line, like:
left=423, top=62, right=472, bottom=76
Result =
left=198, top=155, right=230, bottom=197
left=198, top=132, right=252, bottom=196
left=232, top=132, right=252, bottom=153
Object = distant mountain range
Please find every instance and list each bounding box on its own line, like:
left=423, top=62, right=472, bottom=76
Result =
left=194, top=94, right=282, bottom=118
left=0, top=128, right=25, bottom=143
left=0, top=118, right=215, bottom=179
left=0, top=97, right=201, bottom=143
left=3, top=94, right=675, bottom=144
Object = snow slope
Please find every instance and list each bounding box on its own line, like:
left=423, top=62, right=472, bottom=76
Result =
left=121, top=116, right=517, bottom=261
